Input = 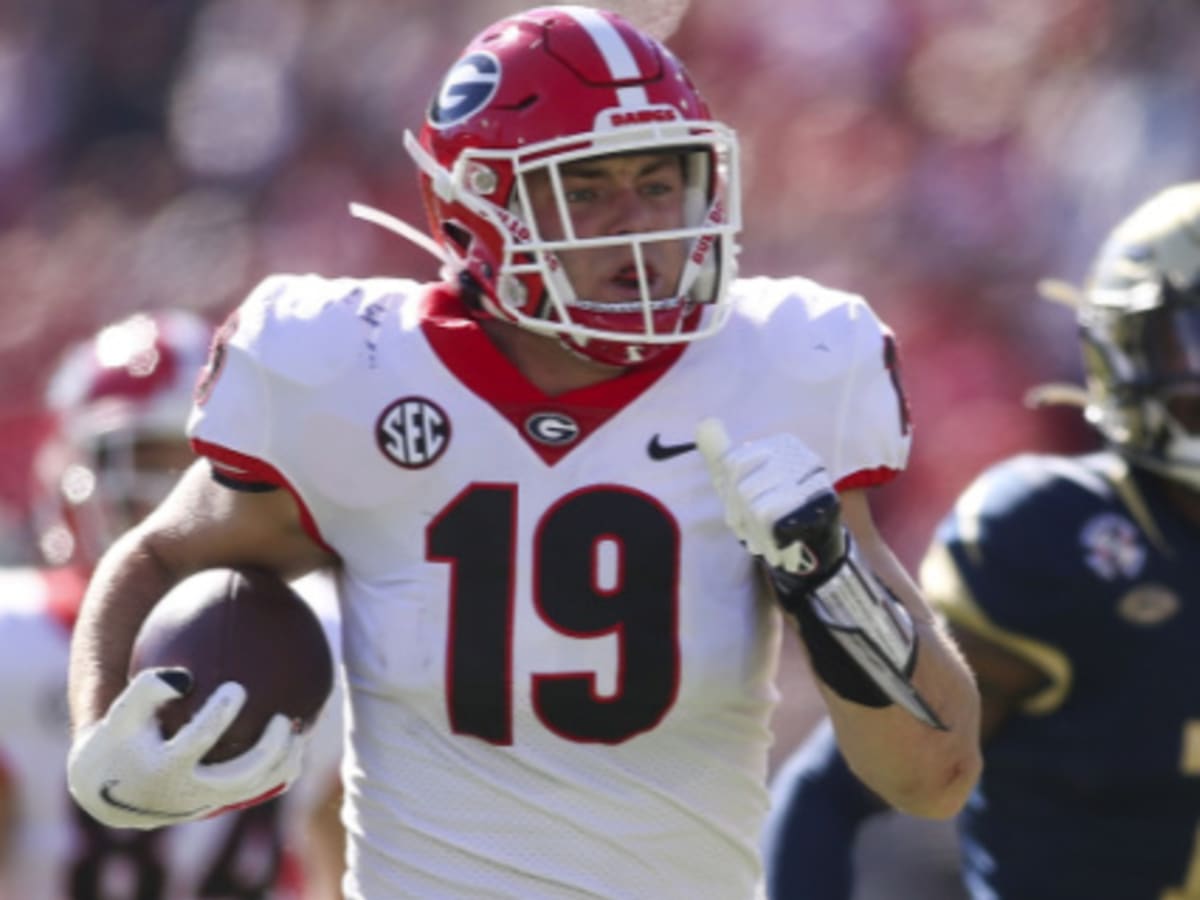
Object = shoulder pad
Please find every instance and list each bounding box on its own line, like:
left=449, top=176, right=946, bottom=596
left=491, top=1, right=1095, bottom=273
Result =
left=728, top=277, right=897, bottom=386
left=944, top=453, right=1115, bottom=554
left=725, top=277, right=911, bottom=483
left=226, top=274, right=419, bottom=388
left=922, top=452, right=1123, bottom=648
left=732, top=275, right=875, bottom=348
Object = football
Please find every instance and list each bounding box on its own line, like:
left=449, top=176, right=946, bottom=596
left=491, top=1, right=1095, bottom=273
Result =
left=129, top=566, right=334, bottom=763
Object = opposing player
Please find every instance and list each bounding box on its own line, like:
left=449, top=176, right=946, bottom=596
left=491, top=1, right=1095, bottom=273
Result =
left=763, top=720, right=965, bottom=900
left=64, top=7, right=980, bottom=898
left=0, top=311, right=344, bottom=899
left=764, top=181, right=1200, bottom=899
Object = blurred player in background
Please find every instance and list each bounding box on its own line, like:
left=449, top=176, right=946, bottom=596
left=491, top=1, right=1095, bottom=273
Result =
left=0, top=310, right=344, bottom=899
left=764, top=719, right=965, bottom=900
left=764, top=181, right=1200, bottom=899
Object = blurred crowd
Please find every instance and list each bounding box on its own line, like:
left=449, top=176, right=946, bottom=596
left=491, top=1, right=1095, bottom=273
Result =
left=3, top=0, right=1200, bottom=572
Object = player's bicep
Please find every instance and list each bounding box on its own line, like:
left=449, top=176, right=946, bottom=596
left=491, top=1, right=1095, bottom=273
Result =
left=139, top=460, right=335, bottom=582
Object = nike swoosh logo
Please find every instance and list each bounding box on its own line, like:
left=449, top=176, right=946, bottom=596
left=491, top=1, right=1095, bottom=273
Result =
left=647, top=435, right=698, bottom=461
left=100, top=780, right=210, bottom=821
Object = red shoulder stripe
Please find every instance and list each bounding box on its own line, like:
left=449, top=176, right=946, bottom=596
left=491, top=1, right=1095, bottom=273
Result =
left=190, top=439, right=337, bottom=556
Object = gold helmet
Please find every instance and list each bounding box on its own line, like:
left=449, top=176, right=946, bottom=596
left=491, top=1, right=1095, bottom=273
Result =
left=1075, top=183, right=1200, bottom=487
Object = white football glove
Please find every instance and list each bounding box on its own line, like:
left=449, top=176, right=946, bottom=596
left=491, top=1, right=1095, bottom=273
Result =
left=67, top=668, right=306, bottom=830
left=696, top=418, right=946, bottom=730
left=694, top=418, right=841, bottom=575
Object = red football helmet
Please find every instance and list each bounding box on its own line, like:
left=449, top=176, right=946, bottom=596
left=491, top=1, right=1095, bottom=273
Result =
left=401, top=5, right=742, bottom=367
left=34, top=310, right=214, bottom=568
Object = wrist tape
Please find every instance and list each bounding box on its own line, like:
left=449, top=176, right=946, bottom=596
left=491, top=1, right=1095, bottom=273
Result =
left=772, top=553, right=916, bottom=708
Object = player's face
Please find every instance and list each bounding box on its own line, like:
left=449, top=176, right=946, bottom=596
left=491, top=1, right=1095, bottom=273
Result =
left=524, top=151, right=688, bottom=304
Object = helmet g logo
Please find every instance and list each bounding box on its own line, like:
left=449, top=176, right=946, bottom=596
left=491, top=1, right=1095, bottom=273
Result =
left=429, top=52, right=501, bottom=129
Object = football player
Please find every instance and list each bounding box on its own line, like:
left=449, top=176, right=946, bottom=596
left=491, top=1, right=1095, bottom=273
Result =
left=0, top=310, right=345, bottom=899
left=63, top=7, right=981, bottom=898
left=763, top=181, right=1200, bottom=899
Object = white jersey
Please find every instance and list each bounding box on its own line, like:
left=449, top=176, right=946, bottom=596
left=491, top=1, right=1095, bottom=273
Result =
left=190, top=274, right=911, bottom=899
left=0, top=565, right=344, bottom=900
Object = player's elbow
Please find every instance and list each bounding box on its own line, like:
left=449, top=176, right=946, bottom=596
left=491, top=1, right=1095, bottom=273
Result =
left=886, top=740, right=982, bottom=820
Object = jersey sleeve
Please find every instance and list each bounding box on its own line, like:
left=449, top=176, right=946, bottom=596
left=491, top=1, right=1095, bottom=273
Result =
left=189, top=274, right=370, bottom=488
left=741, top=277, right=913, bottom=490
left=824, top=297, right=912, bottom=491
left=918, top=454, right=1111, bottom=713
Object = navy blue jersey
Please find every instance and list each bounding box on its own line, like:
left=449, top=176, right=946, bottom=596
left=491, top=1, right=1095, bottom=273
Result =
left=764, top=721, right=966, bottom=900
left=923, top=450, right=1200, bottom=900
left=763, top=720, right=882, bottom=899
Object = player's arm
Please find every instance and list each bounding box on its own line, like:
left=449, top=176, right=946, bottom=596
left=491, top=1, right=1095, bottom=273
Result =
left=69, top=460, right=333, bottom=727
left=66, top=460, right=338, bottom=828
left=697, top=420, right=981, bottom=819
left=824, top=490, right=981, bottom=818
left=763, top=719, right=889, bottom=900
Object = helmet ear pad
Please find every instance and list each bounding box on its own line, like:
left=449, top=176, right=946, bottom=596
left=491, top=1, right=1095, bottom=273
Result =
left=417, top=155, right=548, bottom=328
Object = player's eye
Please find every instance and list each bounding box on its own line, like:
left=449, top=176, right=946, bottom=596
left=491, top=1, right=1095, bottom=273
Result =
left=564, top=186, right=598, bottom=204
left=640, top=180, right=677, bottom=198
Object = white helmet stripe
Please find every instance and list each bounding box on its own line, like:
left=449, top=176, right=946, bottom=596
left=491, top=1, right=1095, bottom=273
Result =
left=563, top=7, right=650, bottom=107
